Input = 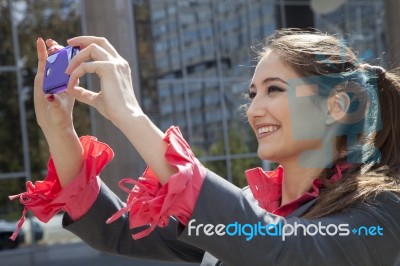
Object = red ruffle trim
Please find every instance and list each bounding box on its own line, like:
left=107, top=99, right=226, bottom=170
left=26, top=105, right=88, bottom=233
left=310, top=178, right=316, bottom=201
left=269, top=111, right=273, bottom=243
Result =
left=245, top=163, right=351, bottom=217
left=245, top=166, right=283, bottom=212
left=106, top=126, right=206, bottom=240
left=8, top=136, right=113, bottom=240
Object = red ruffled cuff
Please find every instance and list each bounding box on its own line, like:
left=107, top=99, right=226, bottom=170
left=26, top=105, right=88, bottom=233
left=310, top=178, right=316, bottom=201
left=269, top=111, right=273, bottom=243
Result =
left=106, top=126, right=206, bottom=240
left=8, top=136, right=113, bottom=240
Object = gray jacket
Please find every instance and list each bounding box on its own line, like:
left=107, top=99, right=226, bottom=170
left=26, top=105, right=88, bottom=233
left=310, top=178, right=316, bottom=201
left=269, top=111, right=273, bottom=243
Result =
left=63, top=170, right=400, bottom=265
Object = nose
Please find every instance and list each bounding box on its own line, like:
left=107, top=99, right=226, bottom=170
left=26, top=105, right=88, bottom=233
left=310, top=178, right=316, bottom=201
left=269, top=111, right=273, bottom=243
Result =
left=246, top=96, right=266, bottom=119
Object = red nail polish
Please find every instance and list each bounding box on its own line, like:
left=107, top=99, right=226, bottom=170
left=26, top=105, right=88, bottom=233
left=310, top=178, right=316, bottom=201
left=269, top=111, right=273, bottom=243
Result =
left=47, top=95, right=55, bottom=102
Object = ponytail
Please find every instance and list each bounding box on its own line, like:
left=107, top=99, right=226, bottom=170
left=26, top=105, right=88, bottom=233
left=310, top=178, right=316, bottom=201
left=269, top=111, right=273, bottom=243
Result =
left=303, top=66, right=400, bottom=219
left=372, top=68, right=400, bottom=175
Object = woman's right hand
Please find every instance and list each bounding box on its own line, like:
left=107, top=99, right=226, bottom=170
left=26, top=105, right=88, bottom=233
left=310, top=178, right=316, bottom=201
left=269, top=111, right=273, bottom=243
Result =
left=34, top=37, right=84, bottom=188
left=34, top=38, right=75, bottom=134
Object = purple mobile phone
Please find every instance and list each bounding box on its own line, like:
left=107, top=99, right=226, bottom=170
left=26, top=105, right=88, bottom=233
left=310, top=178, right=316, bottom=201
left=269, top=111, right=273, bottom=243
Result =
left=43, top=46, right=80, bottom=94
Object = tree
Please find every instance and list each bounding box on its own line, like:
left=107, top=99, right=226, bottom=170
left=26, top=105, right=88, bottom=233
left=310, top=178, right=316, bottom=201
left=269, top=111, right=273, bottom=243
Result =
left=0, top=0, right=90, bottom=220
left=204, top=122, right=260, bottom=187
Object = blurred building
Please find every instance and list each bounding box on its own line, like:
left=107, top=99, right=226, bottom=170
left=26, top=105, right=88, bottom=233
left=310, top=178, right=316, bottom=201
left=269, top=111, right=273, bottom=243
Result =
left=135, top=0, right=277, bottom=182
left=129, top=0, right=387, bottom=183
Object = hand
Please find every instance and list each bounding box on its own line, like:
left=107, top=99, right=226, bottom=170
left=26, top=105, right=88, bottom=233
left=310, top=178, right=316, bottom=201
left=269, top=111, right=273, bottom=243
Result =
left=64, top=36, right=176, bottom=184
left=34, top=38, right=75, bottom=133
left=34, top=38, right=83, bottom=187
left=65, top=36, right=143, bottom=125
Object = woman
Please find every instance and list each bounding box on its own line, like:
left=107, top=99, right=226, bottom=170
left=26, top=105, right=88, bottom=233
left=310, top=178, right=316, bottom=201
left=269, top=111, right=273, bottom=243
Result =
left=10, top=29, right=400, bottom=265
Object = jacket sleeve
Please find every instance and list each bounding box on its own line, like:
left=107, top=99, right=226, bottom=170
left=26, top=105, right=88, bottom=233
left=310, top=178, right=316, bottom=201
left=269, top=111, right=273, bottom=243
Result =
left=105, top=126, right=206, bottom=240
left=62, top=180, right=205, bottom=263
left=177, top=170, right=400, bottom=266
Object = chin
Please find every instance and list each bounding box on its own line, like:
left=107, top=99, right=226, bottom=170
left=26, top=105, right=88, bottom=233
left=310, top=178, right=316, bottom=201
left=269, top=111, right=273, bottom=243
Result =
left=257, top=146, right=277, bottom=161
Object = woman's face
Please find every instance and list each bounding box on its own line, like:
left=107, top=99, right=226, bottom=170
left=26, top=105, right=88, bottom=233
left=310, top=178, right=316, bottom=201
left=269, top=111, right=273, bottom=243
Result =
left=247, top=52, right=328, bottom=164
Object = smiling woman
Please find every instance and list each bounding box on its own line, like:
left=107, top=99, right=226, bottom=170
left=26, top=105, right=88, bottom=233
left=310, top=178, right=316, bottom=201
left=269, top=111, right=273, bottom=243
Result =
left=9, top=29, right=400, bottom=266
left=247, top=52, right=324, bottom=165
left=258, top=29, right=400, bottom=219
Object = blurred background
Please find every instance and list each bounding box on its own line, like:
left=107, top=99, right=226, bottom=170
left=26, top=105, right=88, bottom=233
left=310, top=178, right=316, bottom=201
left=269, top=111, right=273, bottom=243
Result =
left=0, top=0, right=399, bottom=265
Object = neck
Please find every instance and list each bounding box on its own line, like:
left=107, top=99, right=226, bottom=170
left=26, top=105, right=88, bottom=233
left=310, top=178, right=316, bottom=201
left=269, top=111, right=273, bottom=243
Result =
left=279, top=133, right=339, bottom=206
left=279, top=158, right=324, bottom=206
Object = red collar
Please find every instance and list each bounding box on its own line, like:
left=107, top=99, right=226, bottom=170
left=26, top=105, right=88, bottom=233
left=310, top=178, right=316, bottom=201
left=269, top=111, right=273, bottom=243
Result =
left=245, top=164, right=351, bottom=217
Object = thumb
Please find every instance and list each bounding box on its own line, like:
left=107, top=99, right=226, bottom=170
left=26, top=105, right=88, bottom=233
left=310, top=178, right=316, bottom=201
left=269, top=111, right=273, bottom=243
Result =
left=46, top=93, right=73, bottom=109
left=66, top=86, right=98, bottom=107
left=46, top=94, right=61, bottom=107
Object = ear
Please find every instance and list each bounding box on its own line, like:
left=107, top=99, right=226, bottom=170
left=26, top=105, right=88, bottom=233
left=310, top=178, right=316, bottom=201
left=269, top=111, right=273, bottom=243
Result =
left=325, top=92, right=350, bottom=125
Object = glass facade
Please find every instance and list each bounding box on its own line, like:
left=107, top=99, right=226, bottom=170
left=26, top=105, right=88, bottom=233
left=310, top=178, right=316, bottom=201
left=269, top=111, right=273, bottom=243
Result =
left=134, top=0, right=279, bottom=184
left=315, top=0, right=386, bottom=66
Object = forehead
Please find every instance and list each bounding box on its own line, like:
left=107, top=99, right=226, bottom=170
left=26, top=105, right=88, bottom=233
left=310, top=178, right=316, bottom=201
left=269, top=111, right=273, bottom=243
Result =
left=252, top=52, right=300, bottom=84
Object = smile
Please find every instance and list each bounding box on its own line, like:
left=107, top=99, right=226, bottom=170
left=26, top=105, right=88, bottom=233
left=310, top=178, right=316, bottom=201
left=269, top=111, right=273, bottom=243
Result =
left=257, top=125, right=280, bottom=137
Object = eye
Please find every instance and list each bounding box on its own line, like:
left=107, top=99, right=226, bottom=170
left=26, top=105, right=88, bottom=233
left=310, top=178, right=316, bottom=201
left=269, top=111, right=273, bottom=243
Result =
left=267, top=86, right=285, bottom=94
left=248, top=91, right=256, bottom=99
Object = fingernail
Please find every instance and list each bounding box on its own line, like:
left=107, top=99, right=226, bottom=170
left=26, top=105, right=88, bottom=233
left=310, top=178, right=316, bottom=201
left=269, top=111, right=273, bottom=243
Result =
left=46, top=95, right=55, bottom=102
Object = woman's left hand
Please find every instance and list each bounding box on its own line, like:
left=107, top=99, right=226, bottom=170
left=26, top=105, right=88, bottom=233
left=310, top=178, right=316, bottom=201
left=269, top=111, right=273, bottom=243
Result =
left=64, top=36, right=176, bottom=185
left=65, top=36, right=144, bottom=126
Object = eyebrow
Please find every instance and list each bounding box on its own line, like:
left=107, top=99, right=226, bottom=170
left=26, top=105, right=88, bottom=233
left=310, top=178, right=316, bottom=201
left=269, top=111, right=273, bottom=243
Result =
left=249, top=77, right=288, bottom=89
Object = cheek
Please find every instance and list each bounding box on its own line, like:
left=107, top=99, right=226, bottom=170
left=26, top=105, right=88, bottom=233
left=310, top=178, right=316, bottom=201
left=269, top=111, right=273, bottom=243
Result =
left=286, top=98, right=326, bottom=141
left=270, top=98, right=291, bottom=126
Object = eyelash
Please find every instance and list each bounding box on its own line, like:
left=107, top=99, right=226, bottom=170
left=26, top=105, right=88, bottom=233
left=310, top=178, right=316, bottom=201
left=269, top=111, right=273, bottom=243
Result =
left=248, top=91, right=256, bottom=99
left=248, top=86, right=284, bottom=99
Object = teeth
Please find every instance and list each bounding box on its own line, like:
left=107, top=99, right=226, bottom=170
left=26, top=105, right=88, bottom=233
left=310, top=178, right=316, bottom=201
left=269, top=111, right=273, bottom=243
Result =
left=258, top=126, right=279, bottom=135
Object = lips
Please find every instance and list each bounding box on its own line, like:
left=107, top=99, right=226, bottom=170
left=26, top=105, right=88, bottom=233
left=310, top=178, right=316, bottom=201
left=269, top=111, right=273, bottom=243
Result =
left=255, top=124, right=280, bottom=138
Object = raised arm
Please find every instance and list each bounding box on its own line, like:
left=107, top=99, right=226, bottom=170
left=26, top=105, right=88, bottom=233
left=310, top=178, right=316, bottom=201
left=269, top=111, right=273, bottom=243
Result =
left=34, top=38, right=83, bottom=188
left=65, top=36, right=176, bottom=185
left=11, top=36, right=203, bottom=243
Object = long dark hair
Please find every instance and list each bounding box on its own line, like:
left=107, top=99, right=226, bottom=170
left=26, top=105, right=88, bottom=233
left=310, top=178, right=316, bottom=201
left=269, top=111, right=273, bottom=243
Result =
left=259, top=28, right=400, bottom=218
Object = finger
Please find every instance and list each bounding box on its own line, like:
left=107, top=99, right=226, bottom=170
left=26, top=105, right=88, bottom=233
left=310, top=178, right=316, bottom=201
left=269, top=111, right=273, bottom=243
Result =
left=34, top=37, right=48, bottom=99
left=45, top=39, right=64, bottom=55
left=67, top=36, right=119, bottom=58
left=47, top=45, right=64, bottom=55
left=45, top=94, right=61, bottom=108
left=67, top=61, right=111, bottom=91
left=37, top=38, right=48, bottom=73
left=45, top=38, right=59, bottom=47
left=46, top=94, right=55, bottom=103
left=66, top=86, right=98, bottom=107
left=45, top=93, right=75, bottom=119
left=65, top=44, right=112, bottom=74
